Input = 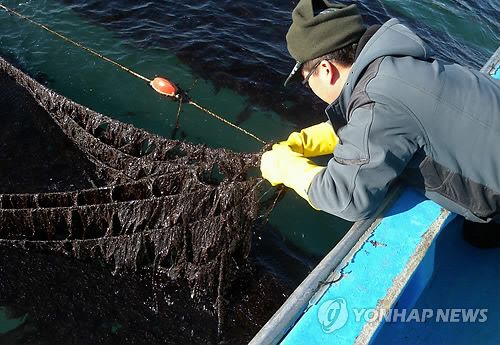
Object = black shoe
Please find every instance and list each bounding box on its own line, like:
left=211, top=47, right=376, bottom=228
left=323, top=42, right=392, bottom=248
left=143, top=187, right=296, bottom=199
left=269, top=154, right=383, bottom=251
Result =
left=462, top=219, right=500, bottom=249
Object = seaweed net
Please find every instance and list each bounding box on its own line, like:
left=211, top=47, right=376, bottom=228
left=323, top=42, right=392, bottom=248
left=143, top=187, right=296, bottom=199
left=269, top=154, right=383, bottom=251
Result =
left=0, top=56, right=280, bottom=331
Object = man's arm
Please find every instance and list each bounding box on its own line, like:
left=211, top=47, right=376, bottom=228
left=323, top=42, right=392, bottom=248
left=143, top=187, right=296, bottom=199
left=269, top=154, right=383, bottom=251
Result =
left=308, top=104, right=420, bottom=221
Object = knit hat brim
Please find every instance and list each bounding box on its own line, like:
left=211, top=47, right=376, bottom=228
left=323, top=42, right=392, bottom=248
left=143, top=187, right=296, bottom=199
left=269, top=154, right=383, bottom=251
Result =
left=284, top=61, right=304, bottom=87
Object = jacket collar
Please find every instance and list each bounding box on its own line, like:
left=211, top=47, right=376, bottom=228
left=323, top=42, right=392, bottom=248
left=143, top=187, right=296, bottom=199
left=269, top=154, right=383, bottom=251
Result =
left=325, top=90, right=348, bottom=132
left=324, top=24, right=381, bottom=132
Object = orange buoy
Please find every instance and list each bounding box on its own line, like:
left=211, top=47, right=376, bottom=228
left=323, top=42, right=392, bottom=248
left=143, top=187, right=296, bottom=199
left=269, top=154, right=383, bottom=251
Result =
left=150, top=77, right=178, bottom=97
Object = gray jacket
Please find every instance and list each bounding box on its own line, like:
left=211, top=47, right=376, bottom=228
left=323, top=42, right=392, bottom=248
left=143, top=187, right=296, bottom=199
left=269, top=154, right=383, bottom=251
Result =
left=308, top=18, right=500, bottom=222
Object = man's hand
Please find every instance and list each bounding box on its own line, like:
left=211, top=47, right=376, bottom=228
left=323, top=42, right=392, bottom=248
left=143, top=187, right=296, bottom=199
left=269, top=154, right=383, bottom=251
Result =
left=260, top=144, right=324, bottom=208
left=276, top=122, right=338, bottom=157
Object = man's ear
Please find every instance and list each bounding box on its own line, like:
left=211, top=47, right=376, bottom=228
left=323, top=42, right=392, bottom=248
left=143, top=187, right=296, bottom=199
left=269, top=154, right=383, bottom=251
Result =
left=319, top=60, right=340, bottom=86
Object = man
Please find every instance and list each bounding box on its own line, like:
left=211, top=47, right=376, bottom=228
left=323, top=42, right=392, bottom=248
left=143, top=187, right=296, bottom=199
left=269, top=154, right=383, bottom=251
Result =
left=260, top=0, right=500, bottom=228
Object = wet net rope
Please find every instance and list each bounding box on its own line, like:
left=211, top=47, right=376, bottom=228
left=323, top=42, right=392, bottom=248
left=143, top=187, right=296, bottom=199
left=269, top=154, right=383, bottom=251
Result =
left=0, top=56, right=281, bottom=338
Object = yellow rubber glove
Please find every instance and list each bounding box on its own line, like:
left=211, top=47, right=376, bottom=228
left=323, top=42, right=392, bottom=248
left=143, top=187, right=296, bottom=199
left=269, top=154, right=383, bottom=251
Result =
left=261, top=144, right=324, bottom=208
left=276, top=122, right=338, bottom=157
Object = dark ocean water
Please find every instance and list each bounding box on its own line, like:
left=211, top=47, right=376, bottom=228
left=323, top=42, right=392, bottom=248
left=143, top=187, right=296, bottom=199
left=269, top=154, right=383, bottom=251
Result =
left=0, top=0, right=499, bottom=343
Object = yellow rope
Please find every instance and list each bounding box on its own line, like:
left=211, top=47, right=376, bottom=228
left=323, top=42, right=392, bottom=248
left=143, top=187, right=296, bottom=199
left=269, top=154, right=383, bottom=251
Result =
left=0, top=3, right=266, bottom=145
left=188, top=101, right=266, bottom=144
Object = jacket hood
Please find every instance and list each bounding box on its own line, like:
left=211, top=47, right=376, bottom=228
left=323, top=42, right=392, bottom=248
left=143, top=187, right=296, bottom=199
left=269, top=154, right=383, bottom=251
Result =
left=326, top=18, right=434, bottom=123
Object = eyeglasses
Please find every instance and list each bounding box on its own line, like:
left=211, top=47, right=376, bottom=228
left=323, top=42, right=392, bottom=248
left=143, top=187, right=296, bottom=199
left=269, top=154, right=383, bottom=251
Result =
left=301, top=60, right=322, bottom=88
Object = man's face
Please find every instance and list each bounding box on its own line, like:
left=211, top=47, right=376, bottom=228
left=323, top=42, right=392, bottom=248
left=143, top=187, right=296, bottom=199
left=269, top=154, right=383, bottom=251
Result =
left=302, top=60, right=347, bottom=104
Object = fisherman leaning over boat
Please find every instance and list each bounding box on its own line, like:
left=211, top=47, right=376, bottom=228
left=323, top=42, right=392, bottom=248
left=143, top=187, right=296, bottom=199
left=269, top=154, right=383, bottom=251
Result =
left=260, top=1, right=500, bottom=236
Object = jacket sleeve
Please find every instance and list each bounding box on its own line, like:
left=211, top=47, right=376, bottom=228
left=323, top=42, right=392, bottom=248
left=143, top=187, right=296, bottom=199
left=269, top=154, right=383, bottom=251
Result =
left=308, top=103, right=420, bottom=221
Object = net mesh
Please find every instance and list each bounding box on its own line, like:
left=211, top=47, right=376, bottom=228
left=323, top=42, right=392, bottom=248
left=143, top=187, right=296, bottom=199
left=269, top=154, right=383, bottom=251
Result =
left=0, top=56, right=280, bottom=332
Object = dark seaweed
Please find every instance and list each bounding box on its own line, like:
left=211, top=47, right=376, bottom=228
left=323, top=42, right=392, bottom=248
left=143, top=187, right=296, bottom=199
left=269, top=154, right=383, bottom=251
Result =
left=0, top=56, right=286, bottom=342
left=0, top=223, right=317, bottom=345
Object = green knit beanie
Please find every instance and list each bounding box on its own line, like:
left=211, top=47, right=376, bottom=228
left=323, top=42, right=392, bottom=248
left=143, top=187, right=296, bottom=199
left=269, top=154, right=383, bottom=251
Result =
left=284, top=0, right=366, bottom=86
